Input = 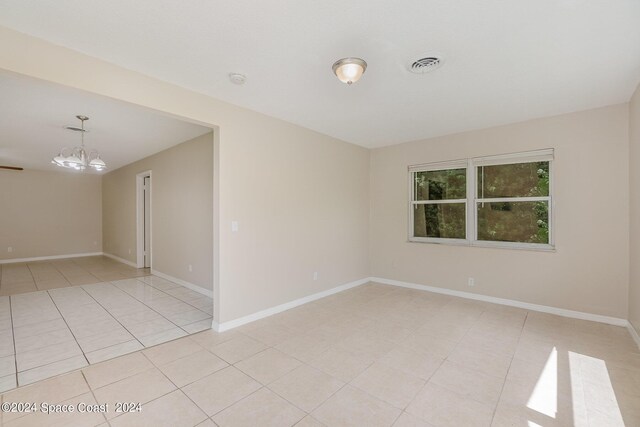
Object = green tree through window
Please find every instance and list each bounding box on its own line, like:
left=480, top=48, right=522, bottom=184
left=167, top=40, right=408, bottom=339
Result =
left=477, top=162, right=550, bottom=244
left=413, top=168, right=466, bottom=239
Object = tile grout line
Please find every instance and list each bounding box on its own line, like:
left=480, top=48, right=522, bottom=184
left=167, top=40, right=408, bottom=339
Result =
left=4, top=262, right=39, bottom=293
left=10, top=297, right=84, bottom=386
left=389, top=303, right=504, bottom=425
left=135, top=276, right=213, bottom=314
left=488, top=309, right=529, bottom=425
left=260, top=325, right=363, bottom=418
left=79, top=370, right=109, bottom=426
left=108, top=281, right=194, bottom=342
left=81, top=276, right=211, bottom=356
left=71, top=284, right=147, bottom=356
left=42, top=289, right=91, bottom=372
left=145, top=332, right=309, bottom=421
left=137, top=349, right=217, bottom=422
left=121, top=277, right=211, bottom=336
left=26, top=261, right=71, bottom=292
left=338, top=317, right=442, bottom=420
left=45, top=259, right=73, bottom=290
left=66, top=257, right=105, bottom=286
left=226, top=344, right=316, bottom=418
left=5, top=324, right=212, bottom=396
left=159, top=288, right=214, bottom=320
left=92, top=347, right=211, bottom=424
left=25, top=263, right=36, bottom=290
left=8, top=295, right=17, bottom=390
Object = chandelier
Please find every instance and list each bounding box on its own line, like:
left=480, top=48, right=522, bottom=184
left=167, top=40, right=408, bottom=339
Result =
left=52, top=115, right=106, bottom=171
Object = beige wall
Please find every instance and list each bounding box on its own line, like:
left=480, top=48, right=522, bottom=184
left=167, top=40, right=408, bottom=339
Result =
left=0, top=26, right=370, bottom=322
left=370, top=104, right=630, bottom=319
left=220, top=119, right=370, bottom=320
left=0, top=169, right=102, bottom=260
left=102, top=132, right=214, bottom=291
left=630, top=83, right=640, bottom=333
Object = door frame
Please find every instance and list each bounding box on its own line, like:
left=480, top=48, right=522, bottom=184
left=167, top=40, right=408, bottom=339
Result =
left=136, top=170, right=152, bottom=269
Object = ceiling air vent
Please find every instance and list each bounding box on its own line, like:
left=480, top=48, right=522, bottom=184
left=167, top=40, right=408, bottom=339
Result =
left=409, top=56, right=443, bottom=74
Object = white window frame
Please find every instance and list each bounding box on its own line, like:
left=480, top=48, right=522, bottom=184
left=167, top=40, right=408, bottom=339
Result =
left=408, top=159, right=470, bottom=245
left=408, top=149, right=555, bottom=251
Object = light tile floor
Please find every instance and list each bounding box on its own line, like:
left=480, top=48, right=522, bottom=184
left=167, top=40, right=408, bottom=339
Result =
left=0, top=256, right=150, bottom=296
left=0, top=257, right=213, bottom=393
left=0, top=282, right=638, bottom=426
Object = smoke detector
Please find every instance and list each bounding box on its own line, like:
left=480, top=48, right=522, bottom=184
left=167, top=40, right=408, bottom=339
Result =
left=229, top=73, right=247, bottom=85
left=409, top=56, right=443, bottom=74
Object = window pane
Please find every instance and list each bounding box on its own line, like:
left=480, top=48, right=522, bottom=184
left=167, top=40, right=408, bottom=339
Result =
left=414, top=169, right=466, bottom=201
left=477, top=162, right=549, bottom=198
left=414, top=203, right=466, bottom=239
left=477, top=201, right=549, bottom=243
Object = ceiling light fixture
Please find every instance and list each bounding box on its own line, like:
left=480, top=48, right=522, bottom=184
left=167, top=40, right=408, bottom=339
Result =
left=51, top=115, right=107, bottom=172
left=332, top=57, right=367, bottom=85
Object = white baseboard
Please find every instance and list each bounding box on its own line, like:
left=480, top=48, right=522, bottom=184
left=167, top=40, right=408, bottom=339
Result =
left=102, top=252, right=138, bottom=268
left=214, top=277, right=371, bottom=332
left=371, top=277, right=629, bottom=327
left=151, top=269, right=214, bottom=298
left=0, top=252, right=103, bottom=264
left=628, top=321, right=640, bottom=350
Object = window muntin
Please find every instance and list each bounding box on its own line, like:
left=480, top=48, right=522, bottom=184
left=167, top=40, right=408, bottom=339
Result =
left=409, top=150, right=553, bottom=249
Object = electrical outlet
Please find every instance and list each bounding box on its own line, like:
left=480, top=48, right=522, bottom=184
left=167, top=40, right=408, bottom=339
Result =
left=7, top=247, right=13, bottom=253
left=128, top=248, right=132, bottom=255
left=93, top=241, right=98, bottom=246
left=468, top=277, right=475, bottom=287
left=231, top=221, right=239, bottom=232
left=313, top=272, right=318, bottom=281
left=188, top=264, right=193, bottom=272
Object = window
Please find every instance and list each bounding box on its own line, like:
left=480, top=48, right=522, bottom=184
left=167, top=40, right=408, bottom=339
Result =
left=411, top=162, right=467, bottom=241
left=409, top=149, right=553, bottom=250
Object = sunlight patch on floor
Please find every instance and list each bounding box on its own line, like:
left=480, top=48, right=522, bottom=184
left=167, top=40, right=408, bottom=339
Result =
left=527, top=346, right=558, bottom=419
left=568, top=350, right=625, bottom=427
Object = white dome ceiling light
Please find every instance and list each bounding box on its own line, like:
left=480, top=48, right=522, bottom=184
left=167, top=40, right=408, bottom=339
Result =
left=51, top=115, right=107, bottom=172
left=332, top=57, right=367, bottom=85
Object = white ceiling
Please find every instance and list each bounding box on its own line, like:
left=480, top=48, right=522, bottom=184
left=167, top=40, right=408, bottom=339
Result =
left=0, top=71, right=211, bottom=172
left=0, top=1, right=639, bottom=148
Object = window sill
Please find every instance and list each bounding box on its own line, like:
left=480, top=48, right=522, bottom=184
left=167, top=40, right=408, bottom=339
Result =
left=408, top=238, right=556, bottom=252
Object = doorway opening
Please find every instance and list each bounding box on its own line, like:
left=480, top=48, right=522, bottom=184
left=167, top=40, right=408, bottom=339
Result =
left=137, top=170, right=152, bottom=269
